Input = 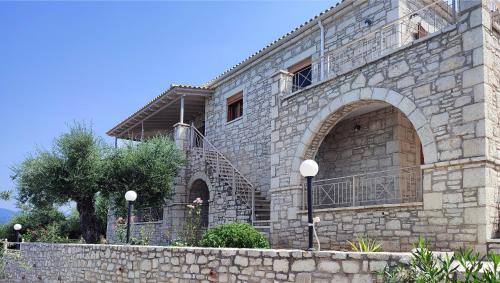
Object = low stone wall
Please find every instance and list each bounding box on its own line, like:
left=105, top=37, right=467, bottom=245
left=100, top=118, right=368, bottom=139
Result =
left=5, top=243, right=414, bottom=283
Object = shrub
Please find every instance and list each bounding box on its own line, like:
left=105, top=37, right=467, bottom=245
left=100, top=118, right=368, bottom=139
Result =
left=380, top=237, right=500, bottom=282
left=200, top=223, right=269, bottom=249
left=177, top=198, right=204, bottom=246
left=347, top=234, right=382, bottom=252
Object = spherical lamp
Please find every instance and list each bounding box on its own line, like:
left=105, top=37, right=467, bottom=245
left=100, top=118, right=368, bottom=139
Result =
left=125, top=190, right=137, bottom=202
left=300, top=159, right=319, bottom=177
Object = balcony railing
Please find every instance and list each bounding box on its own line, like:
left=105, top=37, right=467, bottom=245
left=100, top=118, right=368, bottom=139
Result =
left=302, top=166, right=422, bottom=210
left=490, top=0, right=500, bottom=30
left=134, top=207, right=163, bottom=223
left=286, top=0, right=457, bottom=94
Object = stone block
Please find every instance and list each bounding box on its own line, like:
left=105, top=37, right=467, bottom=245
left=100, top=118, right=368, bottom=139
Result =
left=440, top=56, right=465, bottom=73
left=462, top=27, right=483, bottom=51
left=388, top=61, right=409, bottom=78
left=317, top=260, right=341, bottom=273
left=464, top=207, right=486, bottom=224
left=273, top=259, right=289, bottom=273
left=463, top=66, right=484, bottom=88
left=423, top=193, right=443, bottom=210
left=291, top=259, right=315, bottom=272
left=342, top=260, right=360, bottom=273
left=413, top=84, right=431, bottom=99
left=435, top=75, right=456, bottom=91
left=431, top=112, right=449, bottom=127
left=234, top=255, right=249, bottom=267
left=462, top=103, right=485, bottom=122
left=463, top=138, right=485, bottom=157
left=386, top=220, right=401, bottom=230
left=463, top=167, right=485, bottom=188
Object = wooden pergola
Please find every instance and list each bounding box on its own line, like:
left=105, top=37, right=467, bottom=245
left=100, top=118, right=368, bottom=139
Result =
left=107, top=84, right=214, bottom=141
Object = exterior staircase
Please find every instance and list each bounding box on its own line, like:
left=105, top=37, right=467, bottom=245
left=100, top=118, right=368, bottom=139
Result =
left=188, top=126, right=270, bottom=236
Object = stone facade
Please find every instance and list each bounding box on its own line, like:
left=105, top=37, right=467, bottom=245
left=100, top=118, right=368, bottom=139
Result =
left=5, top=243, right=416, bottom=283
left=107, top=0, right=500, bottom=254
left=262, top=1, right=500, bottom=254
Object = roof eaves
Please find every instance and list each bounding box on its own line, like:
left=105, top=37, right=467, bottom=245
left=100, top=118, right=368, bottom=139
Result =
left=106, top=84, right=214, bottom=137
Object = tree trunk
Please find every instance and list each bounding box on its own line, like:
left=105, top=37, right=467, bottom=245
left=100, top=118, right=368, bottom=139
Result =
left=76, top=199, right=99, bottom=244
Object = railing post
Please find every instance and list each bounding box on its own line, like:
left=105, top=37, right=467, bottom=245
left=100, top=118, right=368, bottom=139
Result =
left=251, top=187, right=255, bottom=224
left=232, top=169, right=236, bottom=195
left=216, top=154, right=220, bottom=179
left=352, top=176, right=356, bottom=206
left=452, top=0, right=457, bottom=21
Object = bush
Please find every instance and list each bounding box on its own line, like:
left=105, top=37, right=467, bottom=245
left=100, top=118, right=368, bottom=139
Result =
left=200, top=223, right=269, bottom=249
left=347, top=234, right=382, bottom=252
left=380, top=237, right=500, bottom=282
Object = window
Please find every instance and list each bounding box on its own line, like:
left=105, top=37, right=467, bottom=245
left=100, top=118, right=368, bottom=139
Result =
left=413, top=23, right=428, bottom=40
left=227, top=91, right=243, bottom=122
left=288, top=57, right=312, bottom=92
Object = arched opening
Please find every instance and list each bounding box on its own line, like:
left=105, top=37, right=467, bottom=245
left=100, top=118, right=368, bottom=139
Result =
left=311, top=101, right=423, bottom=209
left=189, top=179, right=210, bottom=231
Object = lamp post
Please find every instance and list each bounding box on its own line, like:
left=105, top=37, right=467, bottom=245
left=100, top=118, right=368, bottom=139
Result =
left=299, top=159, right=319, bottom=251
left=13, top=223, right=22, bottom=249
left=124, top=190, right=137, bottom=244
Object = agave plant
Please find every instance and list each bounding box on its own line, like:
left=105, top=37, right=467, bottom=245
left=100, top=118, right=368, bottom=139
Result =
left=347, top=234, right=382, bottom=252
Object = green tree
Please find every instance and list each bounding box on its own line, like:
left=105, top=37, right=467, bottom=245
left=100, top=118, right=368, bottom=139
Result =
left=0, top=206, right=66, bottom=241
left=102, top=135, right=185, bottom=212
left=12, top=123, right=184, bottom=243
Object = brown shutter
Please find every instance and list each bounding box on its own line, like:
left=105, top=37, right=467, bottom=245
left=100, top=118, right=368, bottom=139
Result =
left=227, top=91, right=243, bottom=105
left=288, top=57, right=312, bottom=74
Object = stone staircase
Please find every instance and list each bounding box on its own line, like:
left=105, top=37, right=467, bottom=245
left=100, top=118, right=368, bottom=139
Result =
left=188, top=126, right=270, bottom=236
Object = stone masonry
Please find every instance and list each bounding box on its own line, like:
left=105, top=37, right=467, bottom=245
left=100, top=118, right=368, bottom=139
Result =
left=5, top=243, right=417, bottom=283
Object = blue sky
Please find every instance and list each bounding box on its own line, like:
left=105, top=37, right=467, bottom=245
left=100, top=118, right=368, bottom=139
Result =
left=0, top=0, right=334, bottom=211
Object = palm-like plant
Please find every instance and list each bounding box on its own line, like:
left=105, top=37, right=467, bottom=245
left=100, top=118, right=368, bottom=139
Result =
left=347, top=234, right=382, bottom=252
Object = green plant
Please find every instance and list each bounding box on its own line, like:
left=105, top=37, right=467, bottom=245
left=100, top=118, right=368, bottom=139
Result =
left=200, top=223, right=269, bottom=249
left=112, top=218, right=154, bottom=245
left=177, top=198, right=203, bottom=246
left=13, top=123, right=184, bottom=243
left=130, top=225, right=155, bottom=245
left=482, top=252, right=500, bottom=283
left=379, top=238, right=500, bottom=283
left=347, top=234, right=382, bottom=252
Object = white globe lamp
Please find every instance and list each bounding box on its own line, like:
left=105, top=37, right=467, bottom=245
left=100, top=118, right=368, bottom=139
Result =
left=300, top=159, right=319, bottom=251
left=124, top=190, right=137, bottom=244
left=125, top=190, right=137, bottom=202
left=300, top=159, right=319, bottom=177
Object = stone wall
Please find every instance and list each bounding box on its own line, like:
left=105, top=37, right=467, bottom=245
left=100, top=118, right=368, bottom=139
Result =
left=483, top=3, right=500, bottom=238
left=270, top=4, right=495, bottom=253
left=5, top=243, right=415, bottom=283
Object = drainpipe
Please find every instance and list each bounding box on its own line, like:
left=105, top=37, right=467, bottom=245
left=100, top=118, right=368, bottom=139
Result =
left=317, top=19, right=325, bottom=81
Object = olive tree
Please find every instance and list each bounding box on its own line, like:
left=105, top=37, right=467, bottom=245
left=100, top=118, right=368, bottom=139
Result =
left=13, top=123, right=184, bottom=243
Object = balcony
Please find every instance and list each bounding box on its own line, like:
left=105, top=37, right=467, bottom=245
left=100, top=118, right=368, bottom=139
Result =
left=284, top=0, right=458, bottom=96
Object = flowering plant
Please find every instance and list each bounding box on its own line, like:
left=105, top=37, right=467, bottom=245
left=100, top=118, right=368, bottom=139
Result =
left=177, top=198, right=203, bottom=246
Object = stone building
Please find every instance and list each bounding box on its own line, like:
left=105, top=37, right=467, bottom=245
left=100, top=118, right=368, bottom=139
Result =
left=106, top=0, right=500, bottom=254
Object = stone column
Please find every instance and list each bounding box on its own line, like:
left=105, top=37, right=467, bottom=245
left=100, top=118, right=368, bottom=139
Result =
left=269, top=70, right=303, bottom=248
left=173, top=122, right=191, bottom=150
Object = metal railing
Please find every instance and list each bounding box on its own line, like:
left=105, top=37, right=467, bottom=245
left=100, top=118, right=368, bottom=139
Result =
left=188, top=125, right=256, bottom=223
left=134, top=207, right=164, bottom=223
left=286, top=0, right=457, bottom=94
left=302, top=166, right=422, bottom=210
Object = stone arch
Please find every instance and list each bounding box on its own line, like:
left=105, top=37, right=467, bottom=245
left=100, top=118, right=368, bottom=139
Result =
left=187, top=173, right=211, bottom=231
left=290, top=87, right=437, bottom=186
left=187, top=171, right=213, bottom=198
